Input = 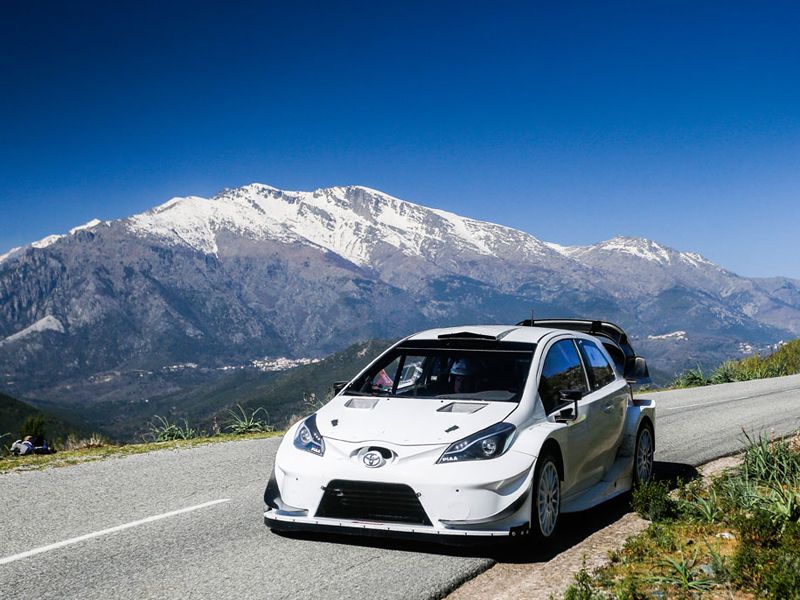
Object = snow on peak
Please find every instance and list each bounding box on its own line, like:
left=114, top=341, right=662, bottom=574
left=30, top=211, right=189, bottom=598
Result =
left=543, top=235, right=672, bottom=262
left=543, top=241, right=583, bottom=258
left=0, top=315, right=65, bottom=346
left=0, top=246, right=23, bottom=264
left=0, top=218, right=103, bottom=265
left=596, top=236, right=715, bottom=269
left=69, top=218, right=102, bottom=235
left=596, top=236, right=673, bottom=264
left=30, top=234, right=64, bottom=250
left=547, top=235, right=716, bottom=270
left=125, top=183, right=554, bottom=266
left=678, top=251, right=714, bottom=268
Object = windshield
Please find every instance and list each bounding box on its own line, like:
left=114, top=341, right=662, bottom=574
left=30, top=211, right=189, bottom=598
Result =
left=344, top=342, right=535, bottom=402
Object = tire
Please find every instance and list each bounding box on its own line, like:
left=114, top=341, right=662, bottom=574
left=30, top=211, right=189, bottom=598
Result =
left=530, top=450, right=561, bottom=541
left=633, top=421, right=654, bottom=485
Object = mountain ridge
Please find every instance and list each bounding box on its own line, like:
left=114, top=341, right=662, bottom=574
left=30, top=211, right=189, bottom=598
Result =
left=1, top=183, right=798, bottom=421
left=1, top=183, right=732, bottom=278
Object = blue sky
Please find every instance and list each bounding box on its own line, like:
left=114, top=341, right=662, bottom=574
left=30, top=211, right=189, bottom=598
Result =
left=1, top=1, right=798, bottom=277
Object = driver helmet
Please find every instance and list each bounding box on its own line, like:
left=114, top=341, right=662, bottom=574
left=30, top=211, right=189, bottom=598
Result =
left=450, top=358, right=472, bottom=377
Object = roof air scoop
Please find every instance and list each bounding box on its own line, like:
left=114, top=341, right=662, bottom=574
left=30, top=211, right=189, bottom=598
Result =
left=437, top=328, right=517, bottom=341
left=438, top=331, right=496, bottom=340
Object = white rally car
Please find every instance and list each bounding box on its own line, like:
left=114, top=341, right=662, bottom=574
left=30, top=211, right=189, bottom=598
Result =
left=264, top=319, right=654, bottom=542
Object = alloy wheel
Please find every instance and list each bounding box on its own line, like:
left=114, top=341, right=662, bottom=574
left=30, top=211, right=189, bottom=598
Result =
left=636, top=426, right=654, bottom=482
left=537, top=460, right=560, bottom=537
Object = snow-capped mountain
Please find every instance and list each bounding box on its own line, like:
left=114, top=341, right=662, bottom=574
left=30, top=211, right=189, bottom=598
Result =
left=128, top=184, right=555, bottom=266
left=122, top=184, right=586, bottom=295
left=0, top=183, right=798, bottom=417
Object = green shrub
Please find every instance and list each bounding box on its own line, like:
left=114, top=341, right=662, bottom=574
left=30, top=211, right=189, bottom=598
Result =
left=723, top=430, right=800, bottom=597
left=733, top=543, right=800, bottom=599
left=648, top=550, right=716, bottom=592
left=562, top=560, right=605, bottom=600
left=705, top=542, right=730, bottom=583
left=684, top=338, right=800, bottom=388
left=646, top=522, right=678, bottom=551
left=144, top=415, right=200, bottom=442
left=224, top=404, right=274, bottom=434
left=670, top=367, right=707, bottom=388
left=679, top=485, right=721, bottom=524
left=632, top=480, right=676, bottom=521
left=20, top=414, right=46, bottom=439
left=741, top=430, right=800, bottom=485
left=63, top=433, right=108, bottom=451
left=621, top=533, right=651, bottom=562
left=708, top=360, right=739, bottom=384
left=761, top=552, right=800, bottom=600
left=612, top=574, right=647, bottom=600
left=716, top=474, right=760, bottom=514
left=598, top=428, right=800, bottom=599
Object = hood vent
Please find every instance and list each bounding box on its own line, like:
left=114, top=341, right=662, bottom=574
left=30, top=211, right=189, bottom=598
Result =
left=437, top=402, right=487, bottom=414
left=345, top=397, right=380, bottom=409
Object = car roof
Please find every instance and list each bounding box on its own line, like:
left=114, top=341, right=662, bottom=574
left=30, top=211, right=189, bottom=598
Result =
left=404, top=325, right=572, bottom=345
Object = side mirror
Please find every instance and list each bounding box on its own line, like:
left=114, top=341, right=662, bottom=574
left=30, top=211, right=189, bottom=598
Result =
left=333, top=381, right=348, bottom=395
left=625, top=357, right=651, bottom=385
left=555, top=389, right=582, bottom=422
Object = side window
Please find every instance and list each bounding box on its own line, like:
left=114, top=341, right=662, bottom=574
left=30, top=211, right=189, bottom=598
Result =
left=577, top=340, right=616, bottom=390
left=602, top=342, right=626, bottom=374
left=538, top=340, right=589, bottom=414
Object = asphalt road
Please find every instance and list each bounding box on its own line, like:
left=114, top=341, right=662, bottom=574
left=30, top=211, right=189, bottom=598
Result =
left=1, top=374, right=799, bottom=600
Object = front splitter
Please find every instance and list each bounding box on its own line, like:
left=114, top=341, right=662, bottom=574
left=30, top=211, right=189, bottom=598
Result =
left=264, top=512, right=525, bottom=545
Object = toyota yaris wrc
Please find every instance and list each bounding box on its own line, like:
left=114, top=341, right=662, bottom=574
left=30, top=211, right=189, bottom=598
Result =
left=264, top=319, right=654, bottom=542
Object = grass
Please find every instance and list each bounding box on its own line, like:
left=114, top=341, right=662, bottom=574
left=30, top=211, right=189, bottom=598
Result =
left=0, top=403, right=286, bottom=474
left=62, top=432, right=110, bottom=451
left=561, top=429, right=800, bottom=599
left=648, top=550, right=716, bottom=592
left=631, top=479, right=676, bottom=521
left=670, top=338, right=800, bottom=389
left=224, top=404, right=274, bottom=434
left=0, top=430, right=282, bottom=474
left=142, top=406, right=276, bottom=441
left=143, top=415, right=201, bottom=442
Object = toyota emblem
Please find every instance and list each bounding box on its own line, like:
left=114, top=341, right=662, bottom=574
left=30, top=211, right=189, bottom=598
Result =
left=362, top=450, right=385, bottom=468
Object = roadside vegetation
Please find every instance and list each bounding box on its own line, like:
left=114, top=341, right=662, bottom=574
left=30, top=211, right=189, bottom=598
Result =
left=562, top=430, right=800, bottom=599
left=0, top=404, right=281, bottom=474
left=670, top=338, right=800, bottom=389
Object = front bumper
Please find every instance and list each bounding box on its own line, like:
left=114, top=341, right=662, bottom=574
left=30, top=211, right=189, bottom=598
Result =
left=263, top=430, right=537, bottom=538
left=263, top=511, right=530, bottom=540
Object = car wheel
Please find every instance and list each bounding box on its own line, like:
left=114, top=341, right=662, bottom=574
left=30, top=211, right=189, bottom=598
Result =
left=633, top=422, right=654, bottom=484
left=531, top=451, right=560, bottom=540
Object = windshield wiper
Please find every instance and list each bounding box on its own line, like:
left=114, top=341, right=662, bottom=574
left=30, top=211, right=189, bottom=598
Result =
left=343, top=390, right=397, bottom=397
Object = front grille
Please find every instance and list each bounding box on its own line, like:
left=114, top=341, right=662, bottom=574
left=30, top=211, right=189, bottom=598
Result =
left=316, top=480, right=432, bottom=526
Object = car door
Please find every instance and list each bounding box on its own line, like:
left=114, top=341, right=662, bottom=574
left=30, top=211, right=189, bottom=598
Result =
left=537, top=338, right=606, bottom=494
left=576, top=338, right=629, bottom=473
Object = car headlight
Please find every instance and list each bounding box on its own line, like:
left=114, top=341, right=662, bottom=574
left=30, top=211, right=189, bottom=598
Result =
left=437, top=422, right=516, bottom=463
left=293, top=414, right=325, bottom=456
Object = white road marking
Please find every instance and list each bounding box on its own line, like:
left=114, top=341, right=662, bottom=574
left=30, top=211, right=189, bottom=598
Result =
left=659, top=386, right=800, bottom=412
left=0, top=498, right=230, bottom=566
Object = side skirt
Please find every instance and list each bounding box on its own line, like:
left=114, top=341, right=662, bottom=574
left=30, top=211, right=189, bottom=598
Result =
left=561, top=454, right=633, bottom=513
